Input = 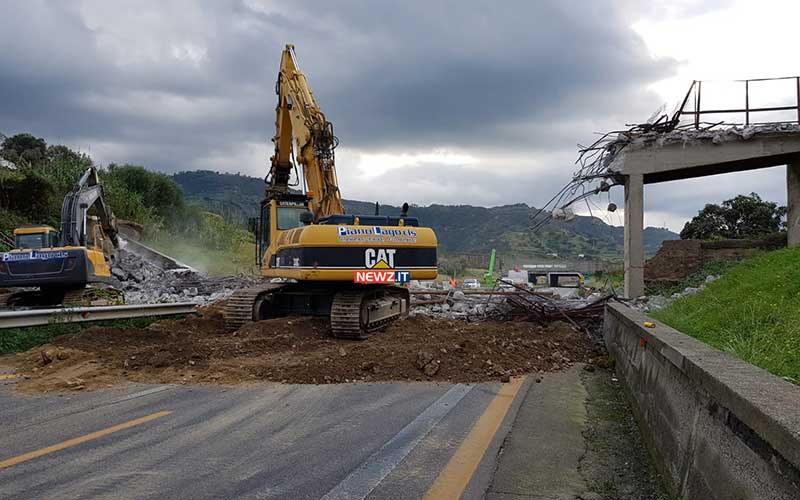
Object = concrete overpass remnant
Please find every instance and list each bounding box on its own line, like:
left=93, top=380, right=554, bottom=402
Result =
left=612, top=130, right=800, bottom=297
left=553, top=77, right=800, bottom=297
left=531, top=77, right=800, bottom=297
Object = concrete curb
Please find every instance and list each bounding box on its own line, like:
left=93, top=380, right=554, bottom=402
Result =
left=605, top=301, right=800, bottom=499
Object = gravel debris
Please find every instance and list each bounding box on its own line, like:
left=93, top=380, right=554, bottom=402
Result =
left=111, top=249, right=260, bottom=306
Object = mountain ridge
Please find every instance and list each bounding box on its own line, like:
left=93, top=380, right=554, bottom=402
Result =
left=172, top=170, right=678, bottom=258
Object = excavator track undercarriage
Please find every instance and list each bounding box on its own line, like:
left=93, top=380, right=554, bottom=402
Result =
left=62, top=286, right=125, bottom=307
left=0, top=285, right=125, bottom=310
left=223, top=283, right=410, bottom=339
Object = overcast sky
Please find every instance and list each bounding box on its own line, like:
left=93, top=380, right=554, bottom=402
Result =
left=2, top=0, right=799, bottom=232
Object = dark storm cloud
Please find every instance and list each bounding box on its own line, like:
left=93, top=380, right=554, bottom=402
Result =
left=0, top=0, right=675, bottom=171
left=263, top=0, right=675, bottom=150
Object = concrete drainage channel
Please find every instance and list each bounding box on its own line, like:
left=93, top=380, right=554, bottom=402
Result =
left=604, top=302, right=800, bottom=500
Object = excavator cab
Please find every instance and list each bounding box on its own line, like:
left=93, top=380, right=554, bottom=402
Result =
left=255, top=193, right=314, bottom=266
left=13, top=226, right=60, bottom=250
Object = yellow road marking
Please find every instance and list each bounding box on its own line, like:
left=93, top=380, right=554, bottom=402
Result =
left=424, top=377, right=525, bottom=500
left=0, top=410, right=171, bottom=469
left=0, top=374, right=19, bottom=380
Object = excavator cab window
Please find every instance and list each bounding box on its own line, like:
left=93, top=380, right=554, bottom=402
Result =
left=277, top=206, right=308, bottom=230
left=15, top=233, right=47, bottom=250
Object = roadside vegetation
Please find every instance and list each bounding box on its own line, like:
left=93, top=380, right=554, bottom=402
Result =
left=0, top=317, right=168, bottom=355
left=586, top=270, right=624, bottom=292
left=147, top=214, right=257, bottom=276
left=651, top=248, right=800, bottom=384
left=0, top=132, right=254, bottom=274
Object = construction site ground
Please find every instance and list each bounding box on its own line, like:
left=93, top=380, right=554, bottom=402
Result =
left=1, top=310, right=603, bottom=393
left=0, top=289, right=659, bottom=499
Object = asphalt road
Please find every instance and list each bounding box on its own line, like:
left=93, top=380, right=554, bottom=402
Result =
left=0, top=376, right=524, bottom=500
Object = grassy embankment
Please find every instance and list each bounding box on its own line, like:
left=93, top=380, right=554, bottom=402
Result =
left=144, top=212, right=259, bottom=276
left=651, top=247, right=800, bottom=383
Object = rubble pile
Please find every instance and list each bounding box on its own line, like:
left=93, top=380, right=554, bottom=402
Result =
left=112, top=250, right=260, bottom=306
left=629, top=274, right=720, bottom=313
left=410, top=287, right=608, bottom=335
left=623, top=123, right=800, bottom=151
left=410, top=290, right=508, bottom=319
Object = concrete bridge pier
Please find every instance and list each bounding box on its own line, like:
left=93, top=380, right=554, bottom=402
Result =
left=624, top=174, right=644, bottom=298
left=787, top=161, right=800, bottom=247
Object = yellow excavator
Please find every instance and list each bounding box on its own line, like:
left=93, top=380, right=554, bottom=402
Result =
left=224, top=44, right=438, bottom=338
left=0, top=167, right=123, bottom=308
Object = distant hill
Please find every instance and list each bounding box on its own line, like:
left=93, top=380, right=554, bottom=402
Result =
left=173, top=170, right=678, bottom=258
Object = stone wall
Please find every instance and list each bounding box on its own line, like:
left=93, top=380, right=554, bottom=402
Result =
left=604, top=302, right=800, bottom=499
left=645, top=234, right=785, bottom=286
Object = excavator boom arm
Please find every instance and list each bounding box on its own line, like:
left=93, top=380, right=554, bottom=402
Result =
left=269, top=44, right=344, bottom=219
left=60, top=167, right=119, bottom=248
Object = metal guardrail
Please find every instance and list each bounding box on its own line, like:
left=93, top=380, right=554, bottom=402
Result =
left=0, top=302, right=197, bottom=330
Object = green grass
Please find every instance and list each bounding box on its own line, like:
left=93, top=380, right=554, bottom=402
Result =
left=587, top=270, right=624, bottom=292
left=651, top=248, right=800, bottom=384
left=0, top=317, right=168, bottom=355
left=461, top=267, right=488, bottom=280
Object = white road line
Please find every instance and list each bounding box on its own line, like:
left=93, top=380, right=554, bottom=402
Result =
left=109, top=386, right=174, bottom=405
left=9, top=386, right=175, bottom=432
left=320, top=384, right=473, bottom=500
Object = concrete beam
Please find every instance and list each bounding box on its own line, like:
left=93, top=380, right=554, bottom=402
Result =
left=788, top=161, right=800, bottom=247
left=624, top=174, right=644, bottom=298
left=611, top=134, right=800, bottom=183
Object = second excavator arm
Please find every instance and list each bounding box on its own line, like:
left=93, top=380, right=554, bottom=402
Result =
left=60, top=167, right=119, bottom=248
left=269, top=44, right=344, bottom=220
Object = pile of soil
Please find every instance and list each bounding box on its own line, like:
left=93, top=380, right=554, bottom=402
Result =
left=1, top=311, right=604, bottom=393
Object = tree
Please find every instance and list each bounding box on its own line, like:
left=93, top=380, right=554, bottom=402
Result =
left=438, top=255, right=468, bottom=279
left=46, top=144, right=93, bottom=170
left=105, top=164, right=185, bottom=221
left=1, top=133, right=47, bottom=166
left=680, top=193, right=786, bottom=240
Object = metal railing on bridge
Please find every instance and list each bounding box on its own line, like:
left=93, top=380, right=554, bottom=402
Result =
left=674, top=76, right=800, bottom=129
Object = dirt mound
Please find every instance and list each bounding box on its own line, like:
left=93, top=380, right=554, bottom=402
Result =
left=1, top=312, right=603, bottom=393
